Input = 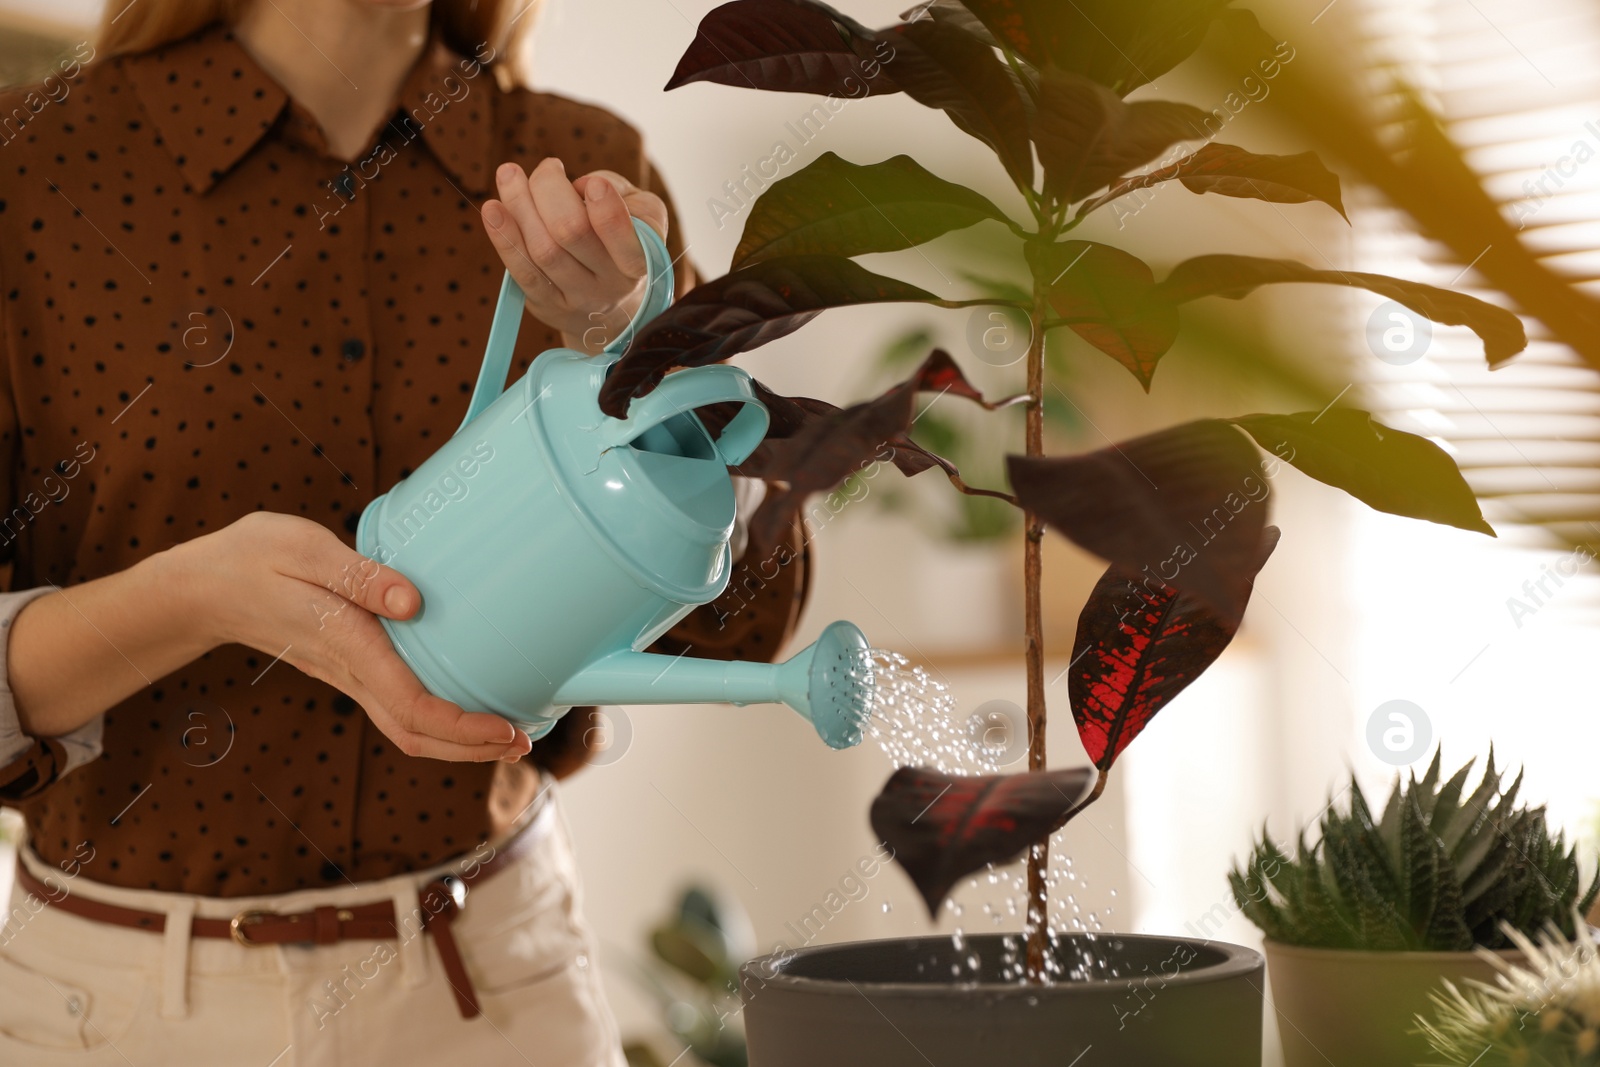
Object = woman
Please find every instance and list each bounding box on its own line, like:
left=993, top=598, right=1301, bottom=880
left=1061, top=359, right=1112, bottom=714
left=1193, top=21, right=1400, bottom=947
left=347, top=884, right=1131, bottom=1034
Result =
left=0, top=1, right=804, bottom=1062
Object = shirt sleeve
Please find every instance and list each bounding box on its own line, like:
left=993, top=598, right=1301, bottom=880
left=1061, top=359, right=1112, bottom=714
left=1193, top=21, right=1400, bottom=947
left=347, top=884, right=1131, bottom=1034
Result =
left=0, top=587, right=105, bottom=800
left=0, top=175, right=105, bottom=801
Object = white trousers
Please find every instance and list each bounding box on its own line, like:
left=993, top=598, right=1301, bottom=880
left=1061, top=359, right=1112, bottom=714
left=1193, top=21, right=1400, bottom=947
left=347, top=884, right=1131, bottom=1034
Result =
left=0, top=783, right=625, bottom=1067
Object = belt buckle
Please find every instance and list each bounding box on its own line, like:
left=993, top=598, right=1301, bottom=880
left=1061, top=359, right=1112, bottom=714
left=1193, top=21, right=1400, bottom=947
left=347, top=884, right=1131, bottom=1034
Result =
left=230, top=909, right=272, bottom=947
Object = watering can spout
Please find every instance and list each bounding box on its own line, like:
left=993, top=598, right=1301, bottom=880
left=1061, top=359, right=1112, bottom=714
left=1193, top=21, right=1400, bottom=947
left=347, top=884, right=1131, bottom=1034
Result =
left=552, top=621, right=872, bottom=750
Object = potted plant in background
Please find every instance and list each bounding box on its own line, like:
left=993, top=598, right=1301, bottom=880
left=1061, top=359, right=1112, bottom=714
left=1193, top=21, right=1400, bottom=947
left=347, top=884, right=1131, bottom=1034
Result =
left=622, top=885, right=755, bottom=1067
left=1231, top=751, right=1597, bottom=1066
left=599, top=0, right=1531, bottom=1062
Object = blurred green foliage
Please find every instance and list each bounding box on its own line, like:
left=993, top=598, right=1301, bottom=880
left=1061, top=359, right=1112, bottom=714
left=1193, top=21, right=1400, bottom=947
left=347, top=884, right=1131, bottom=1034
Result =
left=622, top=886, right=752, bottom=1067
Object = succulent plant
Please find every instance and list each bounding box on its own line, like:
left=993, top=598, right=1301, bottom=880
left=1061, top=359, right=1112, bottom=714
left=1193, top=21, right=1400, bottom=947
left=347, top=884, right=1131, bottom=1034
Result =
left=1230, top=751, right=1597, bottom=952
left=1417, top=918, right=1600, bottom=1065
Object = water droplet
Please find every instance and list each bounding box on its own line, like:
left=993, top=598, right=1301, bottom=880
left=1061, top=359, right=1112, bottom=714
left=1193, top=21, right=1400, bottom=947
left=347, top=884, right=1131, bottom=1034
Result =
left=857, top=648, right=1002, bottom=775
left=880, top=901, right=891, bottom=914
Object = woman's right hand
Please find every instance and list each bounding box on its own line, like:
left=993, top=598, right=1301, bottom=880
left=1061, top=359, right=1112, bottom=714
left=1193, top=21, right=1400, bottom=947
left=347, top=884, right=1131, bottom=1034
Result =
left=173, top=512, right=532, bottom=763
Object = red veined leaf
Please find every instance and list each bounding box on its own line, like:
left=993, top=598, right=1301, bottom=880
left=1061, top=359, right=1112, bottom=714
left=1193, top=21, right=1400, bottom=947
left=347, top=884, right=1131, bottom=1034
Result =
left=665, top=0, right=893, bottom=96
left=599, top=256, right=940, bottom=417
left=910, top=347, right=1027, bottom=411
left=1071, top=526, right=1280, bottom=770
left=742, top=350, right=1025, bottom=546
left=1231, top=409, right=1495, bottom=535
left=875, top=19, right=1036, bottom=190
left=960, top=0, right=1234, bottom=96
left=1030, top=68, right=1209, bottom=205
left=731, top=153, right=1008, bottom=268
left=870, top=766, right=1096, bottom=916
left=1007, top=419, right=1270, bottom=618
left=1025, top=240, right=1179, bottom=387
left=1078, top=143, right=1349, bottom=221
left=1155, top=255, right=1529, bottom=367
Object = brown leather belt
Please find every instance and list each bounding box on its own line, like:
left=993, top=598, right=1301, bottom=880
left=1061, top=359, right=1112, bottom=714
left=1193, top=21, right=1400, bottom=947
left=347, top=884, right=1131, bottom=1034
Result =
left=14, top=806, right=550, bottom=1020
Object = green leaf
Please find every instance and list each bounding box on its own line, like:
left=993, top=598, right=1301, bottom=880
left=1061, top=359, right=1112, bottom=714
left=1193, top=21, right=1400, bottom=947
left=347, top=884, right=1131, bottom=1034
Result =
left=651, top=920, right=731, bottom=985
left=1078, top=143, right=1349, bottom=221
left=1155, top=254, right=1529, bottom=367
left=732, top=153, right=1009, bottom=268
left=1418, top=750, right=1444, bottom=797
left=1027, top=240, right=1179, bottom=387
left=1426, top=759, right=1476, bottom=842
left=1029, top=68, right=1208, bottom=205
left=1231, top=409, right=1495, bottom=535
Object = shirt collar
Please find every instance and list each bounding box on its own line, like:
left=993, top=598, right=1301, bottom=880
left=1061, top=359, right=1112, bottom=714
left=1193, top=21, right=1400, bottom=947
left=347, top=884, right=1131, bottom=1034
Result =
left=122, top=24, right=495, bottom=197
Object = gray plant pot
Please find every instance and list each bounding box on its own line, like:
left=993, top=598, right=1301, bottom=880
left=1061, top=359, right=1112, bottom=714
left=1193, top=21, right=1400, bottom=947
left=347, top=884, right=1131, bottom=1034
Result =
left=739, top=933, right=1264, bottom=1067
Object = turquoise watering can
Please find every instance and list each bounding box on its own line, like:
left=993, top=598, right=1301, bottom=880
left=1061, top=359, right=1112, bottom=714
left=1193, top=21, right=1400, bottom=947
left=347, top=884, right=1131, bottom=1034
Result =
left=356, top=218, right=870, bottom=750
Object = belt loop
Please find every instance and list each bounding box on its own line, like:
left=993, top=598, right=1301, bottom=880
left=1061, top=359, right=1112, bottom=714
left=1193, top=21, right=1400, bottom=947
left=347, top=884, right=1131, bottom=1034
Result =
left=160, top=897, right=196, bottom=1020
left=386, top=878, right=428, bottom=988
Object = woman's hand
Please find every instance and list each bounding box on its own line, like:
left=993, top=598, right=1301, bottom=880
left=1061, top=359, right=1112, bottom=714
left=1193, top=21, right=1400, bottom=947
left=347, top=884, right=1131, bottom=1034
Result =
left=177, top=512, right=533, bottom=763
left=480, top=157, right=668, bottom=354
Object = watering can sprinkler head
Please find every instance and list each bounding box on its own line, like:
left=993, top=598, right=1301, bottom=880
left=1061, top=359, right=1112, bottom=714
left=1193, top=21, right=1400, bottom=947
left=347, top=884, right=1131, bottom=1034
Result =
left=774, top=620, right=874, bottom=750
left=550, top=620, right=874, bottom=750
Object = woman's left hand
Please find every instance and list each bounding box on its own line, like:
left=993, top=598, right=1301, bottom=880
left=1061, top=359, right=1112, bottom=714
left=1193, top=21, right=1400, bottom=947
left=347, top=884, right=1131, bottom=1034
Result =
left=481, top=158, right=668, bottom=354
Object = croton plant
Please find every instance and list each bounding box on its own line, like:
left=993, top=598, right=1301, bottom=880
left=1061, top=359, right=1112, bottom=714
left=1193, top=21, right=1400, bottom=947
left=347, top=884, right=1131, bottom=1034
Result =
left=598, top=0, right=1527, bottom=980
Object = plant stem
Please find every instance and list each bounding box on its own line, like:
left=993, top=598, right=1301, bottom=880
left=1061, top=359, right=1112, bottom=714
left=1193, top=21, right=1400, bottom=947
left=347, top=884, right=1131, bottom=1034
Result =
left=1023, top=273, right=1050, bottom=983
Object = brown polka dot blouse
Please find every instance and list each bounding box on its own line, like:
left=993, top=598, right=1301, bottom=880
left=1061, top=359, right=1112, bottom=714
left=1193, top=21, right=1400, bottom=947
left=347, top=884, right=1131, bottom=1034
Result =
left=0, top=23, right=721, bottom=895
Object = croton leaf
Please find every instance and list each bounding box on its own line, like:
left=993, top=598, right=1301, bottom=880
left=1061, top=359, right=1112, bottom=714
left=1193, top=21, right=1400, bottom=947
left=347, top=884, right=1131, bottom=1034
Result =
left=741, top=350, right=1023, bottom=546
left=1026, top=240, right=1179, bottom=387
left=665, top=0, right=891, bottom=96
left=875, top=18, right=1036, bottom=190
left=900, top=0, right=1000, bottom=47
left=1030, top=68, right=1209, bottom=205
left=1155, top=255, right=1529, bottom=366
left=1070, top=526, right=1279, bottom=770
left=723, top=383, right=934, bottom=479
left=1231, top=409, right=1495, bottom=535
left=721, top=382, right=955, bottom=482
left=960, top=0, right=1235, bottom=95
left=732, top=153, right=1008, bottom=268
left=1078, top=143, right=1349, bottom=221
left=870, top=765, right=1097, bottom=916
left=1007, top=419, right=1269, bottom=618
left=600, top=256, right=939, bottom=417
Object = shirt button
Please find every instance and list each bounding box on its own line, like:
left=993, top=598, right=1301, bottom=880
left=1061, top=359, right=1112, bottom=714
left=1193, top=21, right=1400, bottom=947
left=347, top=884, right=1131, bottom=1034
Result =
left=333, top=172, right=356, bottom=200
left=320, top=860, right=345, bottom=882
left=341, top=338, right=365, bottom=363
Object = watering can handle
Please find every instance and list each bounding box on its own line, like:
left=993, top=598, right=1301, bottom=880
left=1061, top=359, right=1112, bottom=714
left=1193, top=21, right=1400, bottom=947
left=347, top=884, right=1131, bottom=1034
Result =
left=598, top=365, right=770, bottom=467
left=456, top=216, right=677, bottom=434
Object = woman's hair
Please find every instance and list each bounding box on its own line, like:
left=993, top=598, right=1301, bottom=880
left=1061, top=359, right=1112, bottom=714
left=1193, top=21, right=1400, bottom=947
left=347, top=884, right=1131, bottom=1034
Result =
left=95, top=1, right=540, bottom=80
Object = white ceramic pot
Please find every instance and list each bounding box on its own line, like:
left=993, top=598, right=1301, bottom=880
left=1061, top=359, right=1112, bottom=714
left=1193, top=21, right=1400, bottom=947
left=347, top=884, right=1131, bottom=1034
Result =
left=1264, top=940, right=1523, bottom=1066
